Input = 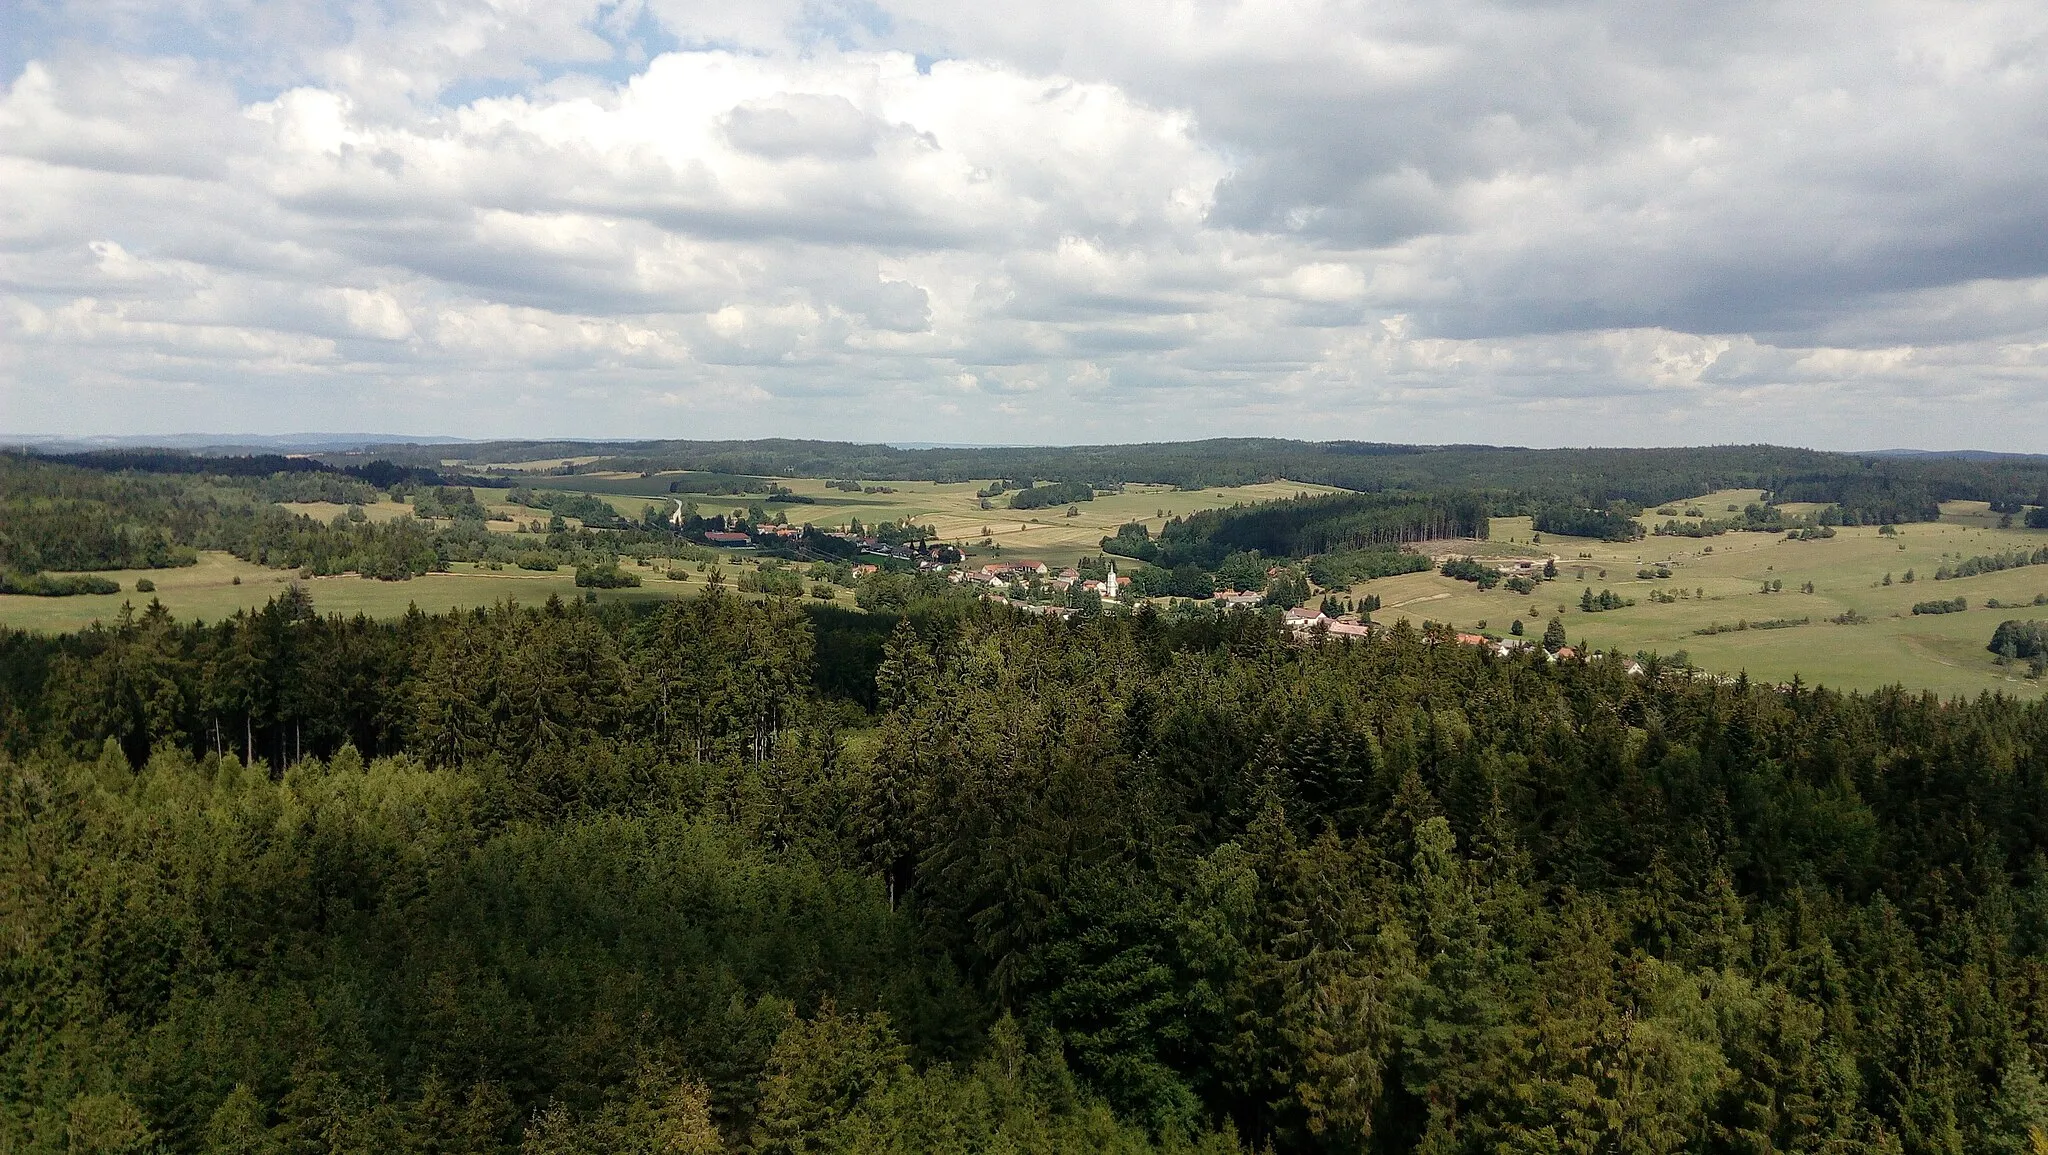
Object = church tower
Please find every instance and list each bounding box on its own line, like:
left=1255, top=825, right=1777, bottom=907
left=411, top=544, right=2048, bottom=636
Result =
left=1105, top=560, right=1118, bottom=602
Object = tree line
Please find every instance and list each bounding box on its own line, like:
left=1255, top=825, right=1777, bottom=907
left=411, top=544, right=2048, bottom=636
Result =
left=337, top=439, right=2048, bottom=520
left=1105, top=492, right=1490, bottom=572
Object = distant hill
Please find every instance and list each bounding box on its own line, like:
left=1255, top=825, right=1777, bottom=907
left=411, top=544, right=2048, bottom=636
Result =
left=1861, top=448, right=2048, bottom=462
left=0, top=433, right=474, bottom=454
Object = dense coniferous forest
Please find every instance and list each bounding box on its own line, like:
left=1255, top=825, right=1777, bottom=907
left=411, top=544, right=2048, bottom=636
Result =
left=8, top=583, right=2048, bottom=1153
left=1103, top=493, right=1491, bottom=570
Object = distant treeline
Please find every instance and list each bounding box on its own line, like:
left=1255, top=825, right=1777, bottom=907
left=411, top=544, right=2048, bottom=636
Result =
left=331, top=439, right=2048, bottom=521
left=0, top=456, right=687, bottom=583
left=26, top=448, right=511, bottom=492
left=1007, top=481, right=1095, bottom=509
left=508, top=486, right=630, bottom=527
left=0, top=456, right=444, bottom=579
left=1532, top=504, right=1644, bottom=542
left=1935, top=547, right=2048, bottom=582
left=1105, top=492, right=1488, bottom=570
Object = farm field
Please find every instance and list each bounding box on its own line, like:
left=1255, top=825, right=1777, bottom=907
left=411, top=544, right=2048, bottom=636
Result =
left=281, top=498, right=546, bottom=530
left=542, top=473, right=1351, bottom=569
left=9, top=468, right=2045, bottom=698
left=0, top=552, right=829, bottom=633
left=1350, top=501, right=2048, bottom=697
left=277, top=499, right=416, bottom=524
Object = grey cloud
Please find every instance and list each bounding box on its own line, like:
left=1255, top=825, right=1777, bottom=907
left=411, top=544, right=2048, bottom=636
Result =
left=7, top=1, right=2048, bottom=449
left=0, top=55, right=251, bottom=179
left=886, top=0, right=2048, bottom=345
left=721, top=93, right=883, bottom=159
left=853, top=279, right=932, bottom=331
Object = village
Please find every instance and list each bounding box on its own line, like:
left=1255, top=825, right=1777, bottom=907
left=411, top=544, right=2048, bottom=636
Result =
left=680, top=514, right=1605, bottom=662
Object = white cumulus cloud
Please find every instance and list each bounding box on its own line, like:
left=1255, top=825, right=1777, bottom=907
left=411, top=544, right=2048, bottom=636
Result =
left=3, top=0, right=2047, bottom=447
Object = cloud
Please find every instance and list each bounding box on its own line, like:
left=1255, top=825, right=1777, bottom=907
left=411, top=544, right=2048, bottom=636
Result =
left=3, top=0, right=2048, bottom=448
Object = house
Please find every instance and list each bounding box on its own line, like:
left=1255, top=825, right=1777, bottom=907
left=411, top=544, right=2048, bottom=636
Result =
left=702, top=531, right=753, bottom=547
left=1325, top=620, right=1372, bottom=639
left=1455, top=633, right=1489, bottom=647
left=853, top=563, right=879, bottom=578
left=1283, top=606, right=1327, bottom=629
left=1213, top=590, right=1264, bottom=609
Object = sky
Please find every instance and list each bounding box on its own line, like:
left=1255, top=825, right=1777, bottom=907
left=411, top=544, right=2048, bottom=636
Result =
left=3, top=0, right=2047, bottom=449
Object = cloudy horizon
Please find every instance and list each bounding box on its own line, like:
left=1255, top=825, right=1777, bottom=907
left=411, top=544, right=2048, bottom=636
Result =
left=5, top=0, right=2047, bottom=450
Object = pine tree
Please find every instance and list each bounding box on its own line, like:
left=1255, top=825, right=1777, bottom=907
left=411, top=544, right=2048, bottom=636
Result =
left=1989, top=1053, right=2048, bottom=1155
left=1542, top=617, right=1568, bottom=651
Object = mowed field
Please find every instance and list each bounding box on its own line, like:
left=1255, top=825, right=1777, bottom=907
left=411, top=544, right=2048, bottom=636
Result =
left=551, top=473, right=1351, bottom=569
left=282, top=499, right=539, bottom=531
left=0, top=552, right=842, bottom=634
left=1351, top=498, right=2048, bottom=698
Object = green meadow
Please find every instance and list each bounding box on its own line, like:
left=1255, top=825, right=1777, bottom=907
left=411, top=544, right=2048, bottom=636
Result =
left=1354, top=500, right=2048, bottom=697
left=541, top=472, right=1349, bottom=570
left=8, top=471, right=2046, bottom=698
left=0, top=552, right=843, bottom=634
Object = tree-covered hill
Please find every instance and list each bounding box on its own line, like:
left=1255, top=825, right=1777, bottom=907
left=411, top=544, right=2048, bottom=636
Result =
left=1104, top=491, right=1490, bottom=571
left=6, top=588, right=2048, bottom=1152
left=332, top=438, right=2048, bottom=522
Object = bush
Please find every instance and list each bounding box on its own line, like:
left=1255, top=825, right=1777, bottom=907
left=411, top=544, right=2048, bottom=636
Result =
left=737, top=564, right=804, bottom=597
left=1694, top=617, right=1809, bottom=635
left=1988, top=619, right=2048, bottom=659
left=574, top=564, right=641, bottom=589
left=0, top=571, right=121, bottom=596
left=1440, top=556, right=1500, bottom=589
left=1911, top=597, right=1968, bottom=615
left=135, top=578, right=156, bottom=592
left=1009, top=481, right=1094, bottom=510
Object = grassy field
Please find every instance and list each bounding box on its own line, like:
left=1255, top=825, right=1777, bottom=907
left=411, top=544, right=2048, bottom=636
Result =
left=283, top=499, right=578, bottom=533
left=553, top=474, right=1351, bottom=570
left=1350, top=500, right=2048, bottom=697
left=13, top=476, right=2046, bottom=698
left=0, top=552, right=845, bottom=633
